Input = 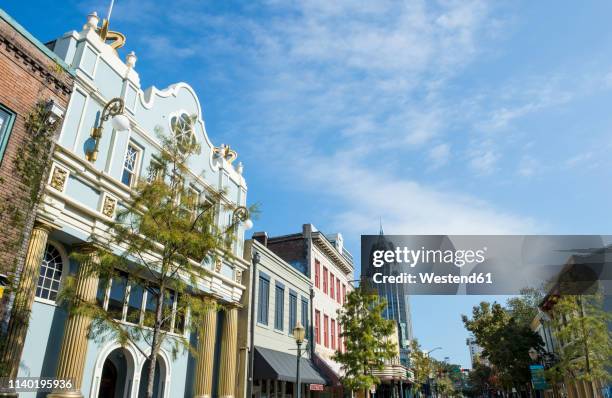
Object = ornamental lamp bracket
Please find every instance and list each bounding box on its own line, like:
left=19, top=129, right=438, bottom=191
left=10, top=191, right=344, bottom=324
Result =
left=86, top=97, right=130, bottom=162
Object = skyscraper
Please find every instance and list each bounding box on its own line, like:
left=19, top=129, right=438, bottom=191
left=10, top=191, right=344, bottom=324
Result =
left=364, top=227, right=414, bottom=367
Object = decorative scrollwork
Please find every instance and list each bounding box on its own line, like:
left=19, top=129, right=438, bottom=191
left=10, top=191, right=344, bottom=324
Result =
left=50, top=167, right=68, bottom=192
left=102, top=195, right=117, bottom=218
left=213, top=143, right=238, bottom=164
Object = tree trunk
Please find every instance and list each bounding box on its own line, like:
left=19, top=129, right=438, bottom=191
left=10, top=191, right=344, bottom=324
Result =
left=146, top=285, right=166, bottom=398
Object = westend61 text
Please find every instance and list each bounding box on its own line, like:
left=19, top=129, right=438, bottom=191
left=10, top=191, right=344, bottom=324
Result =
left=371, top=272, right=493, bottom=285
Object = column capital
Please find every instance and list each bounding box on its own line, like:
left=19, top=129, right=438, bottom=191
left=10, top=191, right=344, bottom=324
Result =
left=221, top=301, right=243, bottom=310
left=72, top=242, right=103, bottom=254
left=33, top=219, right=55, bottom=233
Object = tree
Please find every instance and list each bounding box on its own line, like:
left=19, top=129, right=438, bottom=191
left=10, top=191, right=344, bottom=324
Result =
left=409, top=339, right=433, bottom=395
left=462, top=299, right=544, bottom=392
left=62, top=126, right=251, bottom=398
left=548, top=292, right=611, bottom=395
left=468, top=363, right=496, bottom=396
left=334, top=287, right=397, bottom=398
left=506, top=287, right=543, bottom=327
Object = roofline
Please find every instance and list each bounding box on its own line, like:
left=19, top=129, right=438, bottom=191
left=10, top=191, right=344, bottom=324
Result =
left=249, top=239, right=312, bottom=286
left=0, top=8, right=76, bottom=77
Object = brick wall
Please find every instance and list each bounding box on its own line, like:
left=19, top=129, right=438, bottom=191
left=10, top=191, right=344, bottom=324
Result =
left=0, top=15, right=73, bottom=323
left=267, top=237, right=307, bottom=265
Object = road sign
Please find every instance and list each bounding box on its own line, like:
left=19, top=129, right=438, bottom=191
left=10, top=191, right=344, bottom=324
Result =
left=530, top=364, right=549, bottom=390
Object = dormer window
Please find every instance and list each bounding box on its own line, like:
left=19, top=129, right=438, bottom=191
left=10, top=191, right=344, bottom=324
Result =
left=170, top=112, right=195, bottom=153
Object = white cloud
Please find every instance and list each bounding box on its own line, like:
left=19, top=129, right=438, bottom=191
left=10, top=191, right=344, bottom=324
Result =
left=300, top=156, right=536, bottom=235
left=468, top=143, right=499, bottom=175
left=428, top=143, right=451, bottom=169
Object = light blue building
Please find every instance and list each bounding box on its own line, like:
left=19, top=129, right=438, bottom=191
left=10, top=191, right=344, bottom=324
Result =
left=9, top=10, right=251, bottom=398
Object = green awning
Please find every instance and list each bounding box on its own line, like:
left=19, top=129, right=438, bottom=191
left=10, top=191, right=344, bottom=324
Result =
left=254, top=346, right=328, bottom=385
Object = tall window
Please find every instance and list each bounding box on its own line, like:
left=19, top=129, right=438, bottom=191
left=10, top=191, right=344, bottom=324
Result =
left=96, top=273, right=184, bottom=334
left=0, top=105, right=15, bottom=164
left=301, top=298, right=309, bottom=339
left=121, top=142, right=141, bottom=187
left=289, top=291, right=297, bottom=334
left=146, top=157, right=163, bottom=183
left=338, top=322, right=342, bottom=353
left=315, top=309, right=321, bottom=344
left=336, top=279, right=341, bottom=303
left=323, top=314, right=329, bottom=347
left=314, top=259, right=320, bottom=288
left=274, top=283, right=285, bottom=331
left=342, top=284, right=346, bottom=304
left=107, top=272, right=128, bottom=321
left=257, top=274, right=270, bottom=325
left=330, top=273, right=335, bottom=298
left=323, top=267, right=328, bottom=294
left=331, top=319, right=336, bottom=350
left=35, top=243, right=63, bottom=302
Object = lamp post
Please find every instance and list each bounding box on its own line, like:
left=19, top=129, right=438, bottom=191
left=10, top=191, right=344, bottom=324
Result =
left=86, top=97, right=130, bottom=162
left=294, top=322, right=306, bottom=398
left=246, top=251, right=260, bottom=398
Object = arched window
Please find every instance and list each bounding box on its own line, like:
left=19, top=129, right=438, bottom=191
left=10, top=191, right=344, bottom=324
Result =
left=35, top=243, right=64, bottom=302
left=170, top=112, right=195, bottom=153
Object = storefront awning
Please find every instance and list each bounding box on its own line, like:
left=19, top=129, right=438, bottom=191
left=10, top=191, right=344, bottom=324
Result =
left=312, top=353, right=343, bottom=386
left=254, top=346, right=328, bottom=385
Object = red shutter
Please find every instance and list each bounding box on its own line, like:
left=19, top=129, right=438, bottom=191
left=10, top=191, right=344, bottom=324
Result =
left=315, top=310, right=321, bottom=344
left=324, top=315, right=329, bottom=348
left=330, top=273, right=335, bottom=298
left=323, top=267, right=328, bottom=294
left=336, top=279, right=341, bottom=302
left=314, top=260, right=320, bottom=288
left=331, top=319, right=336, bottom=350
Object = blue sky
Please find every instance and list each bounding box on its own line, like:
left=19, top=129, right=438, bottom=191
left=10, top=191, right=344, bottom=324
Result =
left=5, top=0, right=612, bottom=368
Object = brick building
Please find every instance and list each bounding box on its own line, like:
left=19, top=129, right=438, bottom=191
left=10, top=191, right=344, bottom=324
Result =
left=0, top=10, right=74, bottom=326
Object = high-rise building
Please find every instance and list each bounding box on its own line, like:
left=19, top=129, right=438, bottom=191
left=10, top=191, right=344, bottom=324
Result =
left=466, top=337, right=488, bottom=368
left=363, top=228, right=414, bottom=367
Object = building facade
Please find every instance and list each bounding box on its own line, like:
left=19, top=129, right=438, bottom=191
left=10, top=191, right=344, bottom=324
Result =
left=238, top=234, right=327, bottom=398
left=0, top=10, right=250, bottom=398
left=266, top=224, right=354, bottom=398
left=370, top=325, right=411, bottom=398
left=465, top=337, right=488, bottom=368
left=363, top=229, right=414, bottom=368
left=0, top=9, right=74, bottom=325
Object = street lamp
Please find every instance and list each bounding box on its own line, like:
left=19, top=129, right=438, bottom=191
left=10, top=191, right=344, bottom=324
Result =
left=86, top=97, right=130, bottom=162
left=426, top=347, right=442, bottom=356
left=232, top=206, right=254, bottom=231
left=294, top=321, right=306, bottom=398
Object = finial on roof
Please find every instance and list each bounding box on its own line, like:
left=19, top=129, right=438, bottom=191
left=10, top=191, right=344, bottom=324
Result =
left=379, top=217, right=384, bottom=236
left=126, top=51, right=137, bottom=68
left=85, top=12, right=100, bottom=30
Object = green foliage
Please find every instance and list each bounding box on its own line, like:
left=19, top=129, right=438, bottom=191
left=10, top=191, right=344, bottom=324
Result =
left=61, top=124, right=252, bottom=398
left=548, top=292, right=611, bottom=383
left=334, top=287, right=397, bottom=394
left=506, top=287, right=543, bottom=327
left=0, top=100, right=60, bottom=273
left=461, top=295, right=544, bottom=389
left=409, top=339, right=433, bottom=388
left=0, top=101, right=60, bottom=377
